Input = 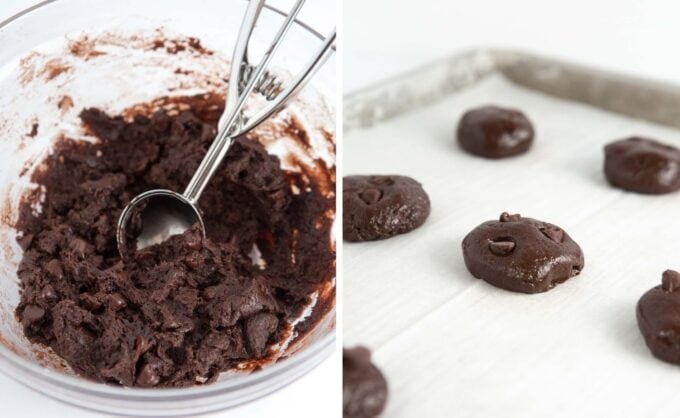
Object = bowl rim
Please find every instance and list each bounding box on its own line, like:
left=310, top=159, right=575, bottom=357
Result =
left=0, top=0, right=336, bottom=400
left=0, top=0, right=328, bottom=40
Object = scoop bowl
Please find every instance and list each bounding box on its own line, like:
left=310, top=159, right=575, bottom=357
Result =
left=116, top=189, right=205, bottom=256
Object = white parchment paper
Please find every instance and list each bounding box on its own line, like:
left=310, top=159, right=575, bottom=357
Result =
left=344, top=74, right=680, bottom=418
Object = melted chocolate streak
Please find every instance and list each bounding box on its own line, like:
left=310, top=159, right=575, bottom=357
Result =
left=14, top=95, right=335, bottom=387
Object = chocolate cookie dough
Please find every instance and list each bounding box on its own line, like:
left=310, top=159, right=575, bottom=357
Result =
left=457, top=105, right=534, bottom=158
left=14, top=96, right=335, bottom=387
left=343, top=175, right=430, bottom=242
left=637, top=270, right=680, bottom=365
left=604, top=137, right=680, bottom=194
left=343, top=347, right=388, bottom=418
left=462, top=212, right=584, bottom=293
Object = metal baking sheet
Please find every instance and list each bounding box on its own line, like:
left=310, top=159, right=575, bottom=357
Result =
left=343, top=49, right=680, bottom=418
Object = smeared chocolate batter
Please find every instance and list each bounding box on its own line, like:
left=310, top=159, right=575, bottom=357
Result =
left=14, top=95, right=335, bottom=387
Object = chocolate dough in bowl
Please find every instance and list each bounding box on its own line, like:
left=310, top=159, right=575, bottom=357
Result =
left=0, top=0, right=335, bottom=415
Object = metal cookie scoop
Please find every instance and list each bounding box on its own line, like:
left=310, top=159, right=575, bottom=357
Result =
left=116, top=0, right=336, bottom=256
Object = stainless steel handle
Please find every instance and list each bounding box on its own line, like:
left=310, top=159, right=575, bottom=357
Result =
left=183, top=0, right=306, bottom=203
left=236, top=29, right=336, bottom=135
left=220, top=0, right=263, bottom=129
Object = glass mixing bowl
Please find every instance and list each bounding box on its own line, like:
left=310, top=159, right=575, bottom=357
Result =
left=0, top=1, right=336, bottom=416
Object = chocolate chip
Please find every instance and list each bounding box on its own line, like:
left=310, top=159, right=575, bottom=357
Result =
left=134, top=335, right=153, bottom=357
left=22, top=304, right=45, bottom=323
left=499, top=212, right=521, bottom=222
left=17, top=233, right=34, bottom=250
left=136, top=362, right=161, bottom=387
left=185, top=230, right=203, bottom=250
left=488, top=238, right=516, bottom=256
left=44, top=260, right=64, bottom=279
left=107, top=293, right=127, bottom=311
left=79, top=293, right=102, bottom=311
left=163, top=317, right=181, bottom=330
left=358, top=188, right=382, bottom=205
left=68, top=238, right=89, bottom=259
left=662, top=270, right=680, bottom=292
left=245, top=313, right=279, bottom=357
left=39, top=285, right=57, bottom=303
left=540, top=226, right=564, bottom=243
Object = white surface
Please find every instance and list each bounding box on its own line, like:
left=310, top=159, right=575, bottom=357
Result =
left=344, top=74, right=680, bottom=417
left=0, top=1, right=339, bottom=418
left=344, top=0, right=680, bottom=93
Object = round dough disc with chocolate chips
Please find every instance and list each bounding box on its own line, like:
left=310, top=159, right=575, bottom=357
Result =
left=343, top=346, right=388, bottom=418
left=637, top=270, right=680, bottom=365
left=456, top=105, right=534, bottom=159
left=462, top=212, right=584, bottom=293
left=604, top=137, right=680, bottom=194
left=343, top=175, right=430, bottom=242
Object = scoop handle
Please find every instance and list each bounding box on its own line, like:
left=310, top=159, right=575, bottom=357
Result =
left=182, top=0, right=305, bottom=203
left=220, top=0, right=263, bottom=129
left=234, top=29, right=336, bottom=136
